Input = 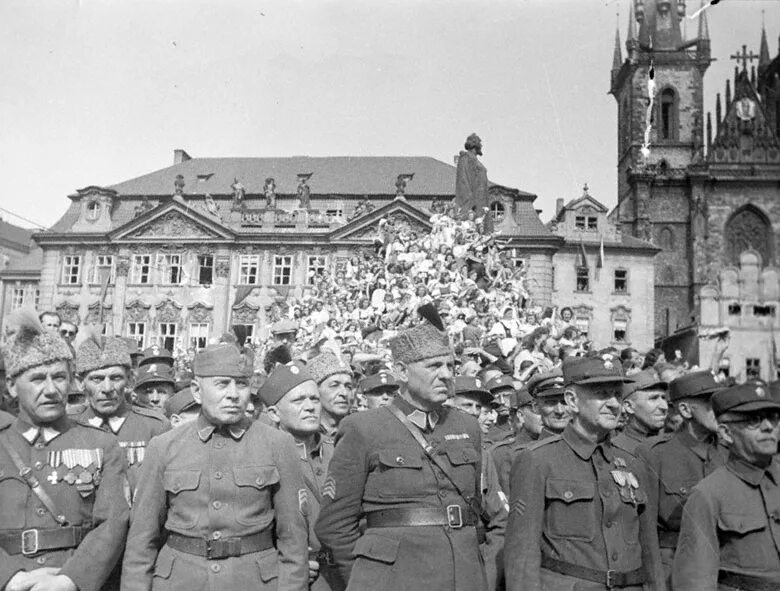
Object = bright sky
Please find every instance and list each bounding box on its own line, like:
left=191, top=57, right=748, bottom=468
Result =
left=1, top=0, right=778, bottom=230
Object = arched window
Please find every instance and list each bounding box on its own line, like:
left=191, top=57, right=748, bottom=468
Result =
left=86, top=200, right=100, bottom=221
left=659, top=88, right=677, bottom=141
left=725, top=205, right=773, bottom=266
left=490, top=201, right=505, bottom=221
left=658, top=226, right=675, bottom=250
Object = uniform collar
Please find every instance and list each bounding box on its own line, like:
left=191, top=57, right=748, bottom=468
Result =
left=14, top=416, right=65, bottom=445
left=624, top=420, right=657, bottom=442
left=83, top=403, right=129, bottom=434
left=196, top=413, right=249, bottom=442
left=562, top=423, right=614, bottom=462
left=677, top=428, right=718, bottom=461
left=727, top=454, right=780, bottom=487
left=295, top=432, right=324, bottom=460
left=393, top=396, right=440, bottom=431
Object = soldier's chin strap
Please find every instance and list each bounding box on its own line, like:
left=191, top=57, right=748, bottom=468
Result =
left=385, top=405, right=485, bottom=521
left=0, top=433, right=69, bottom=526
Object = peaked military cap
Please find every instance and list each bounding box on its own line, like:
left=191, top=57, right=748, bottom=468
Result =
left=562, top=355, right=632, bottom=387
left=164, top=387, right=199, bottom=417
left=453, top=376, right=494, bottom=406
left=138, top=344, right=173, bottom=368
left=526, top=368, right=565, bottom=397
left=271, top=319, right=298, bottom=336
left=668, top=370, right=722, bottom=402
left=258, top=361, right=315, bottom=406
left=622, top=368, right=667, bottom=399
left=485, top=374, right=515, bottom=393
left=136, top=363, right=176, bottom=387
left=359, top=371, right=400, bottom=394
left=510, top=387, right=534, bottom=409
left=712, top=380, right=780, bottom=416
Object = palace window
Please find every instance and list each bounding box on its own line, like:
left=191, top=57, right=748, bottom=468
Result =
left=307, top=256, right=327, bottom=285
left=575, top=216, right=586, bottom=230
left=89, top=255, right=115, bottom=285
left=157, top=323, right=177, bottom=352
left=587, top=217, right=598, bottom=230
left=239, top=255, right=260, bottom=285
left=127, top=322, right=146, bottom=349
left=490, top=201, right=505, bottom=222
left=614, top=269, right=628, bottom=293
left=753, top=305, right=776, bottom=317
left=233, top=324, right=255, bottom=342
left=576, top=267, right=590, bottom=292
left=160, top=254, right=183, bottom=285
left=575, top=317, right=590, bottom=338
left=325, top=208, right=343, bottom=219
left=189, top=323, right=209, bottom=351
left=132, top=255, right=152, bottom=284
left=197, top=255, right=214, bottom=286
left=273, top=256, right=293, bottom=285
left=33, top=289, right=40, bottom=308
left=725, top=205, right=773, bottom=267
left=11, top=288, right=24, bottom=310
left=61, top=255, right=82, bottom=285
left=613, top=318, right=628, bottom=343
left=746, top=358, right=761, bottom=380
left=728, top=303, right=742, bottom=316
left=85, top=200, right=100, bottom=221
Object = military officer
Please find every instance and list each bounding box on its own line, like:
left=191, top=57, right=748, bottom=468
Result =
left=315, top=313, right=504, bottom=591
left=635, top=370, right=728, bottom=579
left=73, top=335, right=170, bottom=495
left=133, top=363, right=176, bottom=412
left=261, top=362, right=337, bottom=590
left=672, top=381, right=780, bottom=590
left=483, top=375, right=516, bottom=446
left=306, top=353, right=354, bottom=438
left=613, top=369, right=668, bottom=456
left=490, top=387, right=538, bottom=494
left=504, top=356, right=664, bottom=591
left=0, top=311, right=128, bottom=591
left=121, top=343, right=309, bottom=591
left=357, top=371, right=398, bottom=410
left=137, top=344, right=174, bottom=370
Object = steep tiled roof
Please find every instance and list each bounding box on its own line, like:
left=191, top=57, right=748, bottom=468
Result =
left=0, top=246, right=42, bottom=274
left=0, top=219, right=34, bottom=251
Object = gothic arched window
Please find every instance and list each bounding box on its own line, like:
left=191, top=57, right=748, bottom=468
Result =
left=659, top=88, right=678, bottom=141
left=658, top=226, right=675, bottom=250
left=725, top=205, right=773, bottom=266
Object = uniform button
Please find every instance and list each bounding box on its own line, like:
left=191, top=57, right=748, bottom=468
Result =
left=212, top=501, right=222, bottom=510
left=315, top=468, right=323, bottom=476
left=563, top=491, right=573, bottom=500
left=438, top=490, right=447, bottom=499
left=214, top=472, right=223, bottom=480
left=36, top=507, right=46, bottom=516
left=34, top=461, right=44, bottom=470
left=215, top=442, right=224, bottom=449
left=212, top=531, right=222, bottom=540
left=255, top=477, right=264, bottom=486
left=603, top=490, right=612, bottom=497
left=210, top=564, right=221, bottom=573
left=611, top=552, right=619, bottom=561
left=395, top=456, right=405, bottom=465
left=606, top=521, right=613, bottom=528
left=35, top=556, right=46, bottom=565
left=679, top=487, right=688, bottom=494
left=35, top=442, right=45, bottom=450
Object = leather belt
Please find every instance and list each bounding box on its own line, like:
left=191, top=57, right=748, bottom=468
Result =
left=309, top=548, right=335, bottom=566
left=165, top=530, right=273, bottom=560
left=0, top=526, right=91, bottom=556
left=541, top=555, right=646, bottom=588
left=657, top=529, right=679, bottom=548
left=719, top=570, right=780, bottom=591
left=366, top=506, right=476, bottom=529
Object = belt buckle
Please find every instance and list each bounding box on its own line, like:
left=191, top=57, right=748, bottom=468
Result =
left=21, top=529, right=39, bottom=556
left=205, top=539, right=216, bottom=560
left=605, top=569, right=615, bottom=589
left=446, top=505, right=463, bottom=528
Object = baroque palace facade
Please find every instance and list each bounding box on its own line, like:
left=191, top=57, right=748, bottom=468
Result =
left=0, top=151, right=659, bottom=351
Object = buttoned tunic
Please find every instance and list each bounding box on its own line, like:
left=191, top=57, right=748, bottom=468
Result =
left=0, top=416, right=129, bottom=591
left=315, top=397, right=501, bottom=591
left=672, top=455, right=780, bottom=590
left=504, top=425, right=664, bottom=591
left=121, top=414, right=308, bottom=591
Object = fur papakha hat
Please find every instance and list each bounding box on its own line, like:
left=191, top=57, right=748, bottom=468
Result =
left=2, top=309, right=73, bottom=378
left=75, top=330, right=132, bottom=375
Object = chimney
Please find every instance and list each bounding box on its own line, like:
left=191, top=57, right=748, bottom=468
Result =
left=453, top=154, right=460, bottom=166
left=556, top=198, right=564, bottom=215
left=174, top=149, right=192, bottom=165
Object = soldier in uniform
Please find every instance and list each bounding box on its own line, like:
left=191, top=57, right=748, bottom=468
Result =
left=358, top=371, right=398, bottom=410
left=504, top=356, right=664, bottom=591
left=163, top=388, right=201, bottom=428
left=315, top=313, right=504, bottom=591
left=612, top=369, right=668, bottom=456
left=635, top=370, right=728, bottom=579
left=261, top=362, right=337, bottom=590
left=306, top=353, right=354, bottom=439
left=137, top=345, right=174, bottom=370
left=133, top=364, right=176, bottom=412
left=73, top=336, right=170, bottom=496
left=673, top=381, right=780, bottom=590
left=483, top=375, right=516, bottom=446
left=121, top=343, right=309, bottom=591
left=0, top=311, right=128, bottom=591
left=490, top=387, right=537, bottom=494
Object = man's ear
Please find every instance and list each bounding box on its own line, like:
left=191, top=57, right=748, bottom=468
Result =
left=6, top=377, right=17, bottom=400
left=564, top=389, right=579, bottom=414
left=170, top=414, right=182, bottom=428
left=394, top=362, right=408, bottom=383
left=265, top=405, right=281, bottom=426
left=677, top=400, right=693, bottom=420
left=190, top=378, right=202, bottom=405
left=622, top=396, right=636, bottom=416
left=717, top=422, right=734, bottom=446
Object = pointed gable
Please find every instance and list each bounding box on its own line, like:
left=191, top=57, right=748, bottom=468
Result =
left=330, top=198, right=432, bottom=243
left=111, top=199, right=235, bottom=243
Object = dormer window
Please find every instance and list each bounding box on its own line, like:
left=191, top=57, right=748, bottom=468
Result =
left=575, top=215, right=598, bottom=231
left=587, top=217, right=598, bottom=230
left=575, top=216, right=586, bottom=230
left=86, top=200, right=100, bottom=221
left=490, top=201, right=505, bottom=222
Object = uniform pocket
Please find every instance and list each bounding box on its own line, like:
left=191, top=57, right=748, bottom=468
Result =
left=352, top=533, right=401, bottom=564
left=374, top=450, right=426, bottom=499
left=153, top=548, right=175, bottom=579
left=233, top=466, right=279, bottom=525
left=718, top=512, right=767, bottom=535
left=255, top=549, right=279, bottom=583
left=163, top=470, right=201, bottom=529
left=545, top=479, right=596, bottom=541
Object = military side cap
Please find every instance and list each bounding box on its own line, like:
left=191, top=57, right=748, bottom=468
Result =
left=139, top=344, right=173, bottom=367
left=668, top=370, right=722, bottom=402
left=453, top=376, right=493, bottom=406
left=562, top=355, right=632, bottom=387
left=76, top=335, right=131, bottom=375
left=2, top=310, right=73, bottom=378
left=164, top=387, right=199, bottom=417
left=271, top=319, right=298, bottom=335
left=712, top=380, right=780, bottom=416
left=485, top=375, right=515, bottom=393
left=360, top=371, right=399, bottom=394
left=306, top=352, right=353, bottom=384
left=510, top=387, right=533, bottom=408
left=193, top=344, right=250, bottom=378
left=389, top=322, right=451, bottom=364
left=136, top=363, right=176, bottom=387
left=526, top=368, right=564, bottom=397
left=623, top=369, right=667, bottom=399
left=259, top=361, right=315, bottom=406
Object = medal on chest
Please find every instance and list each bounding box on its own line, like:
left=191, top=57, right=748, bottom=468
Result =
left=46, top=448, right=103, bottom=496
left=610, top=457, right=640, bottom=507
left=119, top=441, right=147, bottom=466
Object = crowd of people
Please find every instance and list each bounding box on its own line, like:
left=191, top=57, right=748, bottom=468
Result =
left=0, top=208, right=779, bottom=591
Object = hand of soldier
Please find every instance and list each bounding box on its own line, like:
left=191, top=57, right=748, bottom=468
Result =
left=27, top=574, right=76, bottom=591
left=5, top=569, right=60, bottom=591
left=308, top=559, right=320, bottom=584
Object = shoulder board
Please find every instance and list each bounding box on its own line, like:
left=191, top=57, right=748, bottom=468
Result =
left=525, top=434, right=562, bottom=452
left=490, top=438, right=514, bottom=452
left=131, top=406, right=168, bottom=422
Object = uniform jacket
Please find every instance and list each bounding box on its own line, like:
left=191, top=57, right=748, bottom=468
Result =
left=121, top=414, right=309, bottom=591
left=76, top=402, right=170, bottom=493
left=612, top=421, right=657, bottom=457
left=672, top=455, right=780, bottom=590
left=635, top=429, right=728, bottom=548
left=491, top=428, right=551, bottom=495
left=504, top=425, right=664, bottom=591
left=0, top=415, right=129, bottom=591
left=315, top=397, right=500, bottom=591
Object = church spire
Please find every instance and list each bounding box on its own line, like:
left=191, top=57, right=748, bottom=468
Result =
left=759, top=20, right=770, bottom=68
left=613, top=20, right=623, bottom=71
left=698, top=0, right=709, bottom=42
